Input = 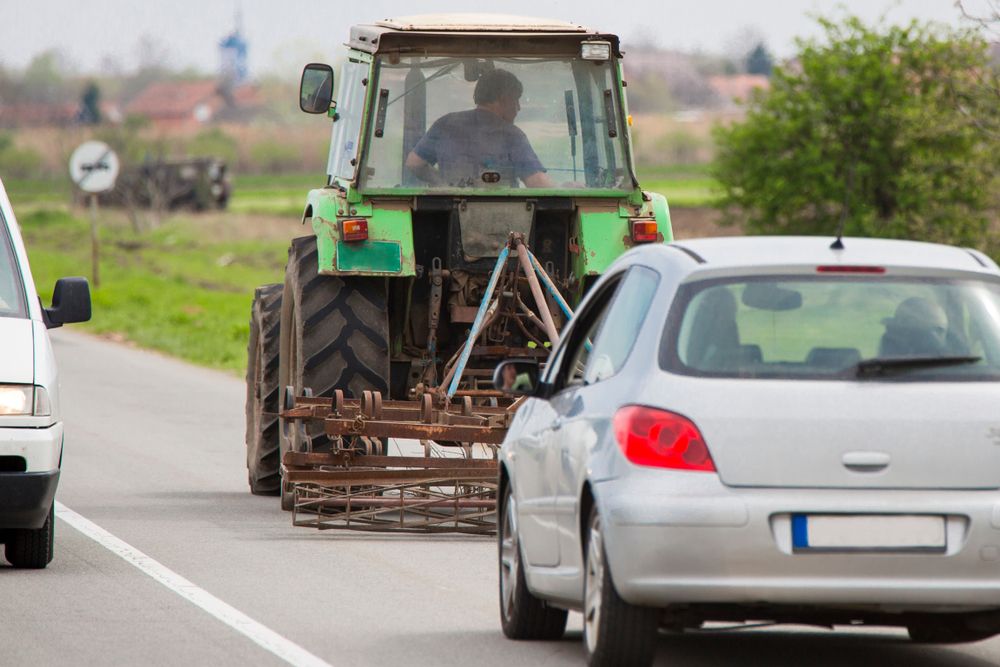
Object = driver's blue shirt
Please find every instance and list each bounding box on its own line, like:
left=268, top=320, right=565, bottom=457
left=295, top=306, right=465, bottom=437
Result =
left=412, top=108, right=545, bottom=187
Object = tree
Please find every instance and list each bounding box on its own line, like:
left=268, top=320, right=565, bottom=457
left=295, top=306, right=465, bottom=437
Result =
left=713, top=16, right=1000, bottom=249
left=745, top=43, right=774, bottom=76
left=77, top=81, right=101, bottom=124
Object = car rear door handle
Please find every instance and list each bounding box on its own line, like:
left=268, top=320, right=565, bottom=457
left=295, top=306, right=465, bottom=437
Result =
left=842, top=451, right=890, bottom=472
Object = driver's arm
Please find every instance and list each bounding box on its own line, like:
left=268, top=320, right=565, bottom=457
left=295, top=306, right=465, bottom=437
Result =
left=523, top=171, right=554, bottom=188
left=405, top=151, right=444, bottom=186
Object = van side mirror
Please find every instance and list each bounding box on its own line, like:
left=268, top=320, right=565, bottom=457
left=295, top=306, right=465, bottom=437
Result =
left=44, top=277, right=91, bottom=329
left=300, top=63, right=334, bottom=114
left=493, top=359, right=539, bottom=396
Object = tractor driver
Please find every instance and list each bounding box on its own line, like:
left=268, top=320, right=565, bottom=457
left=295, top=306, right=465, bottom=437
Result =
left=405, top=69, right=555, bottom=189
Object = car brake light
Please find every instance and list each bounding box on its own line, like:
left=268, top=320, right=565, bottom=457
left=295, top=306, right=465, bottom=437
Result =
left=613, top=405, right=715, bottom=472
left=630, top=219, right=659, bottom=243
left=340, top=218, right=368, bottom=242
left=816, top=265, right=885, bottom=274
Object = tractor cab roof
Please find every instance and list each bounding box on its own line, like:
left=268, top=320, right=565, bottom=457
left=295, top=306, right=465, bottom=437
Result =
left=348, top=13, right=621, bottom=57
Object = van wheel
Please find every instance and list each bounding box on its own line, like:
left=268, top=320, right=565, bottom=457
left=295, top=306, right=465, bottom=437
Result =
left=5, top=504, right=54, bottom=569
left=583, top=507, right=657, bottom=667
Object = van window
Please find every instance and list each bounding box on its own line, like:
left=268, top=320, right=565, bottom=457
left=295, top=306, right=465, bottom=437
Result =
left=0, top=216, right=26, bottom=319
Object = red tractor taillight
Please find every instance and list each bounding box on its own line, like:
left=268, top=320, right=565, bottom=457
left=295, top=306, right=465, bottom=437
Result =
left=613, top=405, right=715, bottom=472
left=630, top=219, right=659, bottom=243
left=340, top=218, right=368, bottom=242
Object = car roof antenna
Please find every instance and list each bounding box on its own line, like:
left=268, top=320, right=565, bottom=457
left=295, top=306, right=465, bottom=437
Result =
left=831, top=165, right=853, bottom=250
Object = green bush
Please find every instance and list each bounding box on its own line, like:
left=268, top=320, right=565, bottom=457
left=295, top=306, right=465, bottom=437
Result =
left=248, top=139, right=302, bottom=173
left=187, top=127, right=240, bottom=165
left=0, top=134, right=43, bottom=179
left=713, top=15, right=1000, bottom=250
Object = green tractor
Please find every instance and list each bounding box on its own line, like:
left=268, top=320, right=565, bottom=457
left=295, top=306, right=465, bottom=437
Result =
left=245, top=14, right=672, bottom=506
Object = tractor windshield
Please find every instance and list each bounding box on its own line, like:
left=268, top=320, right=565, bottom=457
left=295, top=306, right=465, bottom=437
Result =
left=363, top=55, right=631, bottom=193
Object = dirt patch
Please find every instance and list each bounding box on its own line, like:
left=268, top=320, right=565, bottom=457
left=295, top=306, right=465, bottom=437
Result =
left=670, top=206, right=743, bottom=240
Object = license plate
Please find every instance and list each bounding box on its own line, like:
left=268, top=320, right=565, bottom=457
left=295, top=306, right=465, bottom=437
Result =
left=792, top=514, right=946, bottom=552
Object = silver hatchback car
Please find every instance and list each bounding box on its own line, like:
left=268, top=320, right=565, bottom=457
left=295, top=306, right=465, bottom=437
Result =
left=496, top=236, right=1000, bottom=666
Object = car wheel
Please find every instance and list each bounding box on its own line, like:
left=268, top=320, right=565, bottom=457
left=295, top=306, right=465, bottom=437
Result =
left=583, top=506, right=658, bottom=667
left=498, top=483, right=568, bottom=639
left=5, top=504, right=54, bottom=569
left=907, top=616, right=999, bottom=644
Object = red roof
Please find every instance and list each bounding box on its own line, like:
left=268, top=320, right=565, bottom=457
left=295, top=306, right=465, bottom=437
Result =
left=0, top=102, right=77, bottom=127
left=125, top=80, right=221, bottom=120
left=708, top=75, right=770, bottom=103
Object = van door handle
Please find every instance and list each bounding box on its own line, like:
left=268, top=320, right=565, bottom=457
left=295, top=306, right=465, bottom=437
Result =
left=842, top=451, right=890, bottom=472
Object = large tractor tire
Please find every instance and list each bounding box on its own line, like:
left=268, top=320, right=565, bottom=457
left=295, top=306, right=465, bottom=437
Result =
left=245, top=283, right=283, bottom=495
left=277, top=236, right=390, bottom=509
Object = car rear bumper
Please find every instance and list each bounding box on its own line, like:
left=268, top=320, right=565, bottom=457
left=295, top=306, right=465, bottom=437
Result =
left=0, top=470, right=59, bottom=529
left=595, top=473, right=1000, bottom=612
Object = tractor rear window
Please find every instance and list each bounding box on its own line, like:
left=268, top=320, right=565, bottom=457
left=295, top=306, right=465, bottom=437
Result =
left=662, top=276, right=1000, bottom=381
left=363, top=55, right=630, bottom=193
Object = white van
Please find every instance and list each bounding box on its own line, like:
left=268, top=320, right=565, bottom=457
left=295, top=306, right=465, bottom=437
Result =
left=0, top=178, right=90, bottom=568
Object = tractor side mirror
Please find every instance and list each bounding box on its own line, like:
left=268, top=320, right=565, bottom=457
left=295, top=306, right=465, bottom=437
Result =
left=300, top=63, right=334, bottom=114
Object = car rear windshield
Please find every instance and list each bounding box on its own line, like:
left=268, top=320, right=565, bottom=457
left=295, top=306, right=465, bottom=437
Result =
left=661, top=275, right=1000, bottom=381
left=0, top=215, right=26, bottom=319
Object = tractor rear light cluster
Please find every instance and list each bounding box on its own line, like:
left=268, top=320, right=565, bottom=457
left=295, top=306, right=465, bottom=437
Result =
left=630, top=218, right=659, bottom=243
left=613, top=405, right=716, bottom=472
left=340, top=218, right=368, bottom=242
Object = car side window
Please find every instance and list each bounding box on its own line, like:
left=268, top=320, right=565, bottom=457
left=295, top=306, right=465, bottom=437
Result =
left=581, top=267, right=659, bottom=384
left=549, top=274, right=624, bottom=391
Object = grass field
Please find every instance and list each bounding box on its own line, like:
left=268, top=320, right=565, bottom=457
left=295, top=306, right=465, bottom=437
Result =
left=19, top=208, right=292, bottom=374
left=4, top=167, right=720, bottom=215
left=5, top=167, right=718, bottom=373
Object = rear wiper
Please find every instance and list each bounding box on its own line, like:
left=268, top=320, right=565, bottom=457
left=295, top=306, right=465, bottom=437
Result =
left=854, top=355, right=982, bottom=378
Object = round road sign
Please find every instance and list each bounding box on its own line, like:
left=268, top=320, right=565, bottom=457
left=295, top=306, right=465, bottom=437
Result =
left=69, top=141, right=120, bottom=193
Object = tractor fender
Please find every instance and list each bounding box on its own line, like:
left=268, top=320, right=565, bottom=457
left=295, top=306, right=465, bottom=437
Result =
left=301, top=188, right=416, bottom=277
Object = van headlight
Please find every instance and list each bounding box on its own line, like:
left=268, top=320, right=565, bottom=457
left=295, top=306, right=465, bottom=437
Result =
left=0, top=386, right=51, bottom=416
left=0, top=386, right=33, bottom=415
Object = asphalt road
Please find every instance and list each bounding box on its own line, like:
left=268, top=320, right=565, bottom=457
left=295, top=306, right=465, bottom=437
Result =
left=2, top=330, right=1000, bottom=666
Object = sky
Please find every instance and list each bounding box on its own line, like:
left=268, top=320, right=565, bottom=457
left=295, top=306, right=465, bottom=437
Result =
left=3, top=0, right=995, bottom=80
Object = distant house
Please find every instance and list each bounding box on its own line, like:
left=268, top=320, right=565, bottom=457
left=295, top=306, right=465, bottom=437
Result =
left=708, top=75, right=770, bottom=109
left=124, top=80, right=261, bottom=130
left=0, top=102, right=78, bottom=128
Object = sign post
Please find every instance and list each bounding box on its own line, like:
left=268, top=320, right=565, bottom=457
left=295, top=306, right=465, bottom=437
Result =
left=69, top=141, right=119, bottom=289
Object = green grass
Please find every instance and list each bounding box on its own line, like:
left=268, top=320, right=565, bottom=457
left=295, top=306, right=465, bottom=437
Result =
left=6, top=166, right=721, bottom=375
left=20, top=208, right=288, bottom=374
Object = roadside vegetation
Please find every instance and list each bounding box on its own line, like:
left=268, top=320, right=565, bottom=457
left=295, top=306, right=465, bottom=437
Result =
left=9, top=166, right=716, bottom=373
left=19, top=207, right=291, bottom=374
left=6, top=11, right=998, bottom=372
left=713, top=15, right=1000, bottom=251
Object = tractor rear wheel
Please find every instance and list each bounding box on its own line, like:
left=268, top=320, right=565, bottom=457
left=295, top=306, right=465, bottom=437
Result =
left=245, top=283, right=282, bottom=495
left=277, top=236, right=390, bottom=509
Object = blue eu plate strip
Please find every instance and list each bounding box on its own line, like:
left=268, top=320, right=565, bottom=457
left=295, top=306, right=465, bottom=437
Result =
left=792, top=514, right=809, bottom=549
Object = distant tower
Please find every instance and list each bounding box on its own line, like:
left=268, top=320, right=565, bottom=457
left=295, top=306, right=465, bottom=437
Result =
left=219, top=6, right=248, bottom=86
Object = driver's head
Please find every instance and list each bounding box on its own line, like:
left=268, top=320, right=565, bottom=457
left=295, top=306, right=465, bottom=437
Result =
left=474, top=69, right=523, bottom=123
left=886, top=297, right=949, bottom=354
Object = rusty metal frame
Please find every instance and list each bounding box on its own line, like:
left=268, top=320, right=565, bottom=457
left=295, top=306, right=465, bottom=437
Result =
left=281, top=235, right=564, bottom=534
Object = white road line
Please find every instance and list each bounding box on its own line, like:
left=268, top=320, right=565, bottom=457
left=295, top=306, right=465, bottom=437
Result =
left=54, top=501, right=334, bottom=667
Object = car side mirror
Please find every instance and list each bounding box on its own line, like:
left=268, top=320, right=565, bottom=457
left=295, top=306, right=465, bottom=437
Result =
left=300, top=63, right=334, bottom=114
left=493, top=359, right=540, bottom=397
left=44, top=277, right=91, bottom=329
